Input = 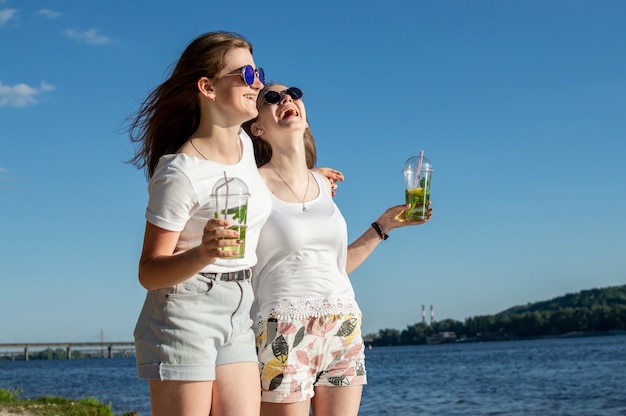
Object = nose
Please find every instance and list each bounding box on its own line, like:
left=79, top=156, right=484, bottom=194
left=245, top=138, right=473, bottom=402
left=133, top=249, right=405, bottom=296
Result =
left=279, top=91, right=293, bottom=104
left=252, top=74, right=264, bottom=89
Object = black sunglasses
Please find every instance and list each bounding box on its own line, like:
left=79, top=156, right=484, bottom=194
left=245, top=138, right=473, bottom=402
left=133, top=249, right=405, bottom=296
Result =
left=222, top=65, right=265, bottom=86
left=263, top=87, right=304, bottom=104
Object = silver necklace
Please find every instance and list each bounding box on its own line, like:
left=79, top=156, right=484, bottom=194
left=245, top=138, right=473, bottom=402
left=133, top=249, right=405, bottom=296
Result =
left=190, top=139, right=209, bottom=160
left=190, top=138, right=242, bottom=161
left=271, top=165, right=311, bottom=212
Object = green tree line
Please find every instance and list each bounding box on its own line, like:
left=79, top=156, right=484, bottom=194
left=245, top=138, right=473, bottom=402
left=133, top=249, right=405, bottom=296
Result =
left=368, top=284, right=626, bottom=346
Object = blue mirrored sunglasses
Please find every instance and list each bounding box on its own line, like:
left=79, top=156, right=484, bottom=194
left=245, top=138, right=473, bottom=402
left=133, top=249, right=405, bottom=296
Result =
left=222, top=65, right=264, bottom=86
left=263, top=87, right=303, bottom=105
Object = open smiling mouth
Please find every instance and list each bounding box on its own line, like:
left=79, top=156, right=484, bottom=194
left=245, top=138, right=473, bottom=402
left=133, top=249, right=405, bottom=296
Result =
left=279, top=108, right=299, bottom=120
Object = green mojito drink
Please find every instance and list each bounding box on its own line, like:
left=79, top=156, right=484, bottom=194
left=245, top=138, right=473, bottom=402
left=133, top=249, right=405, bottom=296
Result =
left=211, top=176, right=250, bottom=259
left=403, top=152, right=434, bottom=221
left=405, top=187, right=430, bottom=220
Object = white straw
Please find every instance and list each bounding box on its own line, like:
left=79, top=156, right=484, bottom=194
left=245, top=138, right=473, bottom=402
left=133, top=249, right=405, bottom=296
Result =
left=414, top=150, right=424, bottom=188
left=223, top=172, right=229, bottom=220
left=214, top=171, right=234, bottom=220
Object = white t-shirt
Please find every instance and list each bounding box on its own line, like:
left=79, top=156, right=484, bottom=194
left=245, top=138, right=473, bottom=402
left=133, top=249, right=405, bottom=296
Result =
left=251, top=171, right=361, bottom=332
left=145, top=131, right=272, bottom=272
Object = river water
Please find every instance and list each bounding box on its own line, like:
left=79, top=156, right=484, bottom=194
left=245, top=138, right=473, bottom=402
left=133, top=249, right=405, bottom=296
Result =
left=1, top=335, right=625, bottom=415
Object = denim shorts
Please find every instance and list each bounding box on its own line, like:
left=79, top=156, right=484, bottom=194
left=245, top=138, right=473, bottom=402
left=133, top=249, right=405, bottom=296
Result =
left=133, top=273, right=256, bottom=381
left=257, top=313, right=367, bottom=403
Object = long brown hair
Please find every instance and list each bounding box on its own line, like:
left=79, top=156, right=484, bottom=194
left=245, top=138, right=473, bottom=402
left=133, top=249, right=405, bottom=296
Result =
left=128, top=31, right=253, bottom=178
left=242, top=83, right=317, bottom=169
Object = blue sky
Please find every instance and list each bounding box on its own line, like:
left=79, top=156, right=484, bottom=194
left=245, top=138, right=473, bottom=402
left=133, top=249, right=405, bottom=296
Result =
left=1, top=0, right=624, bottom=342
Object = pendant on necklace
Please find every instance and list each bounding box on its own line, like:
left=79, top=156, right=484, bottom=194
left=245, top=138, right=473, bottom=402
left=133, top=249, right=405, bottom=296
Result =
left=271, top=164, right=311, bottom=213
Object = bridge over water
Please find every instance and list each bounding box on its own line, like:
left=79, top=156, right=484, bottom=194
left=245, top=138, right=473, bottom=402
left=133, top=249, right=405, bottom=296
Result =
left=0, top=342, right=135, bottom=361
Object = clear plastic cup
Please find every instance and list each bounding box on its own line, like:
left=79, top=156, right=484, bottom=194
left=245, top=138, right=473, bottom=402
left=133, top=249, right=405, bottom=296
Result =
left=211, top=176, right=250, bottom=259
left=403, top=155, right=434, bottom=220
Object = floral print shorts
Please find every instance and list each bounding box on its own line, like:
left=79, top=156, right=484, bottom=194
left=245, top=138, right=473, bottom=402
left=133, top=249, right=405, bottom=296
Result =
left=256, top=313, right=367, bottom=403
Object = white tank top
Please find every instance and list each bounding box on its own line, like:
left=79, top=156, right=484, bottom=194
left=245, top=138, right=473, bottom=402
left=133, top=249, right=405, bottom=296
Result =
left=251, top=172, right=361, bottom=333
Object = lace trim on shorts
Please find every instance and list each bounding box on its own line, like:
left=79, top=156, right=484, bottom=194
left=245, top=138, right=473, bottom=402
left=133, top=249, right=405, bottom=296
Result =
left=255, top=297, right=361, bottom=335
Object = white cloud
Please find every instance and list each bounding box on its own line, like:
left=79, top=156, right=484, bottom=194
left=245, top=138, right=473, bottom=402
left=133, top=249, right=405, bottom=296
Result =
left=0, top=167, right=8, bottom=174
left=62, top=28, right=114, bottom=45
left=0, top=8, right=17, bottom=25
left=0, top=81, right=56, bottom=108
left=36, top=9, right=62, bottom=19
left=41, top=82, right=56, bottom=92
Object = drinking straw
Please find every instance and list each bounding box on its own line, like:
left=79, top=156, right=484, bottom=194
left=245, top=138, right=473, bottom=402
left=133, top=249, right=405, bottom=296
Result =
left=414, top=149, right=424, bottom=188
left=223, top=172, right=229, bottom=220
left=214, top=171, right=234, bottom=220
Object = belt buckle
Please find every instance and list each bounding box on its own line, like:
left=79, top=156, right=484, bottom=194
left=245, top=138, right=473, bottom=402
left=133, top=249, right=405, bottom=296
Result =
left=234, top=269, right=249, bottom=281
left=201, top=269, right=249, bottom=281
left=222, top=270, right=244, bottom=281
left=231, top=269, right=250, bottom=281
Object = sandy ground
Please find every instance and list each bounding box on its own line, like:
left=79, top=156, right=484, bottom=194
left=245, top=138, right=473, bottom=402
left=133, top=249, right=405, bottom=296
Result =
left=0, top=410, right=36, bottom=416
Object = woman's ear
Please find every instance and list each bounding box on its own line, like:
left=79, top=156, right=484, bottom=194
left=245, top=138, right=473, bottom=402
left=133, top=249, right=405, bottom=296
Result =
left=197, top=77, right=216, bottom=101
left=251, top=121, right=263, bottom=137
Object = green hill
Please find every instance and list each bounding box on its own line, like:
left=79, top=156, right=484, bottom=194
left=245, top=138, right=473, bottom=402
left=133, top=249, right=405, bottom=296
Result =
left=499, top=284, right=626, bottom=315
left=369, top=284, right=626, bottom=346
